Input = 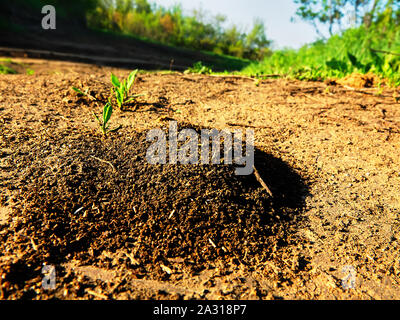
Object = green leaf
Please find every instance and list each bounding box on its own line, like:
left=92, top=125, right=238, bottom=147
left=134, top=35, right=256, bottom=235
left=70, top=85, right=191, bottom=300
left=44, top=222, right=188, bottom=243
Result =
left=126, top=94, right=144, bottom=103
left=103, top=103, right=113, bottom=125
left=111, top=73, right=121, bottom=88
left=347, top=52, right=358, bottom=67
left=122, top=79, right=127, bottom=94
left=115, top=90, right=123, bottom=107
left=127, top=69, right=138, bottom=91
left=326, top=58, right=348, bottom=73
left=72, top=87, right=85, bottom=95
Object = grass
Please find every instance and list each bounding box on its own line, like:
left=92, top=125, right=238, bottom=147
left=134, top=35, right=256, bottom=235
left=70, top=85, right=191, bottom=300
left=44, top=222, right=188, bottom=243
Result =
left=0, top=63, right=17, bottom=75
left=243, top=23, right=400, bottom=87
left=184, top=61, right=213, bottom=75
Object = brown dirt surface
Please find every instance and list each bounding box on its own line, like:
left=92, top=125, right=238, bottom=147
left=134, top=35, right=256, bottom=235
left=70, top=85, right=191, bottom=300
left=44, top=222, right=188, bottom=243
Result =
left=0, top=57, right=400, bottom=300
left=336, top=72, right=382, bottom=89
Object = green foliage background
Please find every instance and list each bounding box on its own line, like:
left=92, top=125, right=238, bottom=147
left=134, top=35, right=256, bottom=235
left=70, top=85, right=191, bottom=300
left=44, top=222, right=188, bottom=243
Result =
left=85, top=0, right=271, bottom=60
left=245, top=1, right=400, bottom=85
left=5, top=0, right=400, bottom=84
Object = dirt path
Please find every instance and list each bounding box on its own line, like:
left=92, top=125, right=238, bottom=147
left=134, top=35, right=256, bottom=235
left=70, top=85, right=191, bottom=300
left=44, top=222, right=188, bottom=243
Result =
left=0, top=58, right=399, bottom=300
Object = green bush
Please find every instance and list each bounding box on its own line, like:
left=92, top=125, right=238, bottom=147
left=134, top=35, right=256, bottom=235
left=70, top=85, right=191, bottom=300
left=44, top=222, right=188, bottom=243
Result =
left=244, top=9, right=400, bottom=85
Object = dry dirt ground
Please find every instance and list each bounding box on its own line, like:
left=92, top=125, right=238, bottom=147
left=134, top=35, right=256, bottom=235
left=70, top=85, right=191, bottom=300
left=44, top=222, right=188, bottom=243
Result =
left=0, top=57, right=400, bottom=300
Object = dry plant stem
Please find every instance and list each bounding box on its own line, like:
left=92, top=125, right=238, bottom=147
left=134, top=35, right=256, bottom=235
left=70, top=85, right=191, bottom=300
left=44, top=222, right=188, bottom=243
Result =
left=208, top=74, right=281, bottom=81
left=370, top=48, right=400, bottom=56
left=85, top=289, right=108, bottom=300
left=253, top=165, right=273, bottom=197
left=227, top=122, right=273, bottom=129
left=90, top=155, right=116, bottom=172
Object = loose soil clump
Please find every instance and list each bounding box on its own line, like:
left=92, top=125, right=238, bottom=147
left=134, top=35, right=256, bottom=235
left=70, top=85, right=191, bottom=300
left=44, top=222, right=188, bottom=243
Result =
left=0, top=124, right=305, bottom=298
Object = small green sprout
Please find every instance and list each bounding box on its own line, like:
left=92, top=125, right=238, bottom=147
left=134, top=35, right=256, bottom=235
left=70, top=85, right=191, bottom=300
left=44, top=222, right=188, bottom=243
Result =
left=324, top=86, right=331, bottom=94
left=72, top=86, right=87, bottom=95
left=375, top=82, right=383, bottom=96
left=72, top=86, right=96, bottom=100
left=111, top=70, right=142, bottom=110
left=93, top=101, right=121, bottom=136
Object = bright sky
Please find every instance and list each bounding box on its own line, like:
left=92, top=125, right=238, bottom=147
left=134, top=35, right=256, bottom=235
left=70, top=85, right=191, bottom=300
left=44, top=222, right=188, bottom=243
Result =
left=151, top=0, right=320, bottom=49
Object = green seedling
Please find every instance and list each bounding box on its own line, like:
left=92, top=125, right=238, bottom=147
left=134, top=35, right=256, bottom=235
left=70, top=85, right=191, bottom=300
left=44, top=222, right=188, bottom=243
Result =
left=93, top=101, right=121, bottom=136
left=72, top=86, right=88, bottom=95
left=111, top=70, right=143, bottom=110
left=72, top=86, right=96, bottom=100
left=375, top=82, right=384, bottom=96
left=324, top=86, right=331, bottom=94
left=0, top=64, right=17, bottom=75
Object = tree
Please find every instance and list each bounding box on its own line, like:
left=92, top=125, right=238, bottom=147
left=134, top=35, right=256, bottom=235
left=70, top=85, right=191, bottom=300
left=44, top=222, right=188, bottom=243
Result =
left=293, top=0, right=390, bottom=37
left=135, top=0, right=151, bottom=14
left=246, top=19, right=271, bottom=49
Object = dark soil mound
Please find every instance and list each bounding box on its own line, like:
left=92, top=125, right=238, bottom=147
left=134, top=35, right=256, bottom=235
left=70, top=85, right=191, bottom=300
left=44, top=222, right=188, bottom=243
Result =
left=0, top=125, right=306, bottom=294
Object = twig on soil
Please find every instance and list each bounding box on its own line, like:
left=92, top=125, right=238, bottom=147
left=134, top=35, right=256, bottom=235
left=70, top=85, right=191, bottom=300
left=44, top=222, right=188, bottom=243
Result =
left=227, top=122, right=273, bottom=129
left=208, top=238, right=217, bottom=248
left=90, top=156, right=116, bottom=172
left=123, top=252, right=140, bottom=266
left=253, top=166, right=273, bottom=197
left=208, top=238, right=226, bottom=252
left=168, top=210, right=175, bottom=219
left=160, top=264, right=173, bottom=275
left=0, top=282, right=4, bottom=300
left=301, top=93, right=326, bottom=103
left=339, top=85, right=393, bottom=99
left=110, top=275, right=127, bottom=294
left=30, top=238, right=38, bottom=251
left=181, top=76, right=197, bottom=82
left=18, top=233, right=38, bottom=251
left=208, top=74, right=281, bottom=81
left=73, top=207, right=84, bottom=215
left=85, top=289, right=108, bottom=300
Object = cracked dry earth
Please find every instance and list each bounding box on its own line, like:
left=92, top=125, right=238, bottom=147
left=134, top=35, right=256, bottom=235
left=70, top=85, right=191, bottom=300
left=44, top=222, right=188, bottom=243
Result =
left=0, top=57, right=400, bottom=300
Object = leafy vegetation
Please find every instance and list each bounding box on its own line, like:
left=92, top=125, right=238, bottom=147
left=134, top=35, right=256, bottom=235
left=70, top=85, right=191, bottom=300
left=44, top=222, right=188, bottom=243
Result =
left=6, top=0, right=400, bottom=86
left=110, top=70, right=142, bottom=110
left=72, top=86, right=97, bottom=101
left=0, top=64, right=17, bottom=75
left=86, top=0, right=271, bottom=60
left=0, top=58, right=17, bottom=74
left=245, top=1, right=400, bottom=85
